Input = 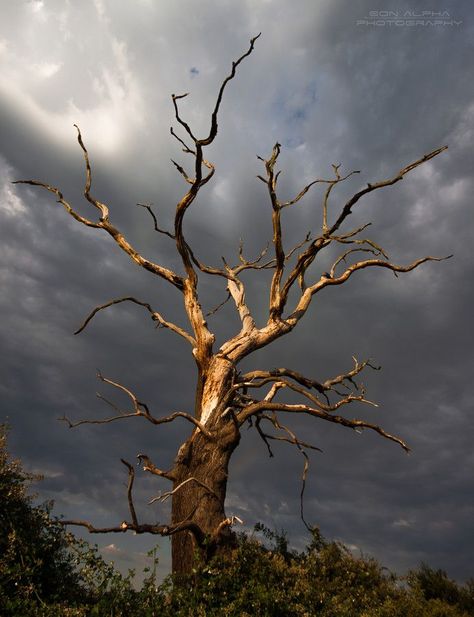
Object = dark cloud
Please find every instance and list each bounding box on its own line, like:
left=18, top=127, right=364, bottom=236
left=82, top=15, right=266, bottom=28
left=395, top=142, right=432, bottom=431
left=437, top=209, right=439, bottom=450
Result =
left=0, top=0, right=472, bottom=582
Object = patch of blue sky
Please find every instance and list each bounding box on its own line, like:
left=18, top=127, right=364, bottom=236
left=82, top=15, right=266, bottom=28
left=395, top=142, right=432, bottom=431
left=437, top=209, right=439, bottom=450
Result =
left=271, top=80, right=318, bottom=148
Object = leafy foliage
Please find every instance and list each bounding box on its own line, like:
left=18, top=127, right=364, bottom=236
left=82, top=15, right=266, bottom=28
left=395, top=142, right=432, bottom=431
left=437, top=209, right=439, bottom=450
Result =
left=162, top=526, right=474, bottom=617
left=1, top=424, right=472, bottom=616
left=0, top=424, right=85, bottom=614
left=0, top=424, right=159, bottom=616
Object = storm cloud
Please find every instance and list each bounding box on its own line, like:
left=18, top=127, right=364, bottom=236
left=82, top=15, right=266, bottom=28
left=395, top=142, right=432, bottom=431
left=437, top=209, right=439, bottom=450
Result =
left=1, top=0, right=473, bottom=581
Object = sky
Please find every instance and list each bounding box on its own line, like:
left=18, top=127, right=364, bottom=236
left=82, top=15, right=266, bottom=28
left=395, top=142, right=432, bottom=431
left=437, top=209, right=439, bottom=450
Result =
left=0, top=0, right=473, bottom=583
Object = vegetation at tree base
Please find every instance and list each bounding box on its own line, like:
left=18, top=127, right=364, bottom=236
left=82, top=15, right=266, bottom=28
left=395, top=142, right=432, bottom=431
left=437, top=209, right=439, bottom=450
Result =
left=1, top=425, right=473, bottom=616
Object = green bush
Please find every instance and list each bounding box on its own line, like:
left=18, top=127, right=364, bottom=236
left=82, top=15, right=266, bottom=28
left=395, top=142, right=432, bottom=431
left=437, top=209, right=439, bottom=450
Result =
left=159, top=526, right=473, bottom=617
left=0, top=424, right=159, bottom=616
left=1, top=424, right=472, bottom=616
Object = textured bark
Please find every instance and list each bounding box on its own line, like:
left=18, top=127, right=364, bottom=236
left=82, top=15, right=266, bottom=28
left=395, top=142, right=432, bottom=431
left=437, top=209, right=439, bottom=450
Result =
left=171, top=426, right=240, bottom=575
left=170, top=360, right=239, bottom=574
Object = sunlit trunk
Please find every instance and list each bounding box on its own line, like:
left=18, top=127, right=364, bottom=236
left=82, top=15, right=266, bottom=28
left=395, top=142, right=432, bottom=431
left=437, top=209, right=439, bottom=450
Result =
left=171, top=360, right=239, bottom=575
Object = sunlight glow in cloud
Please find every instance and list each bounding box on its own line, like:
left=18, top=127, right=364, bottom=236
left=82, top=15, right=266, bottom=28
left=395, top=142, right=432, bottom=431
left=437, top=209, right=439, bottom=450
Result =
left=33, top=61, right=62, bottom=79
left=30, top=0, right=45, bottom=13
left=0, top=7, right=144, bottom=156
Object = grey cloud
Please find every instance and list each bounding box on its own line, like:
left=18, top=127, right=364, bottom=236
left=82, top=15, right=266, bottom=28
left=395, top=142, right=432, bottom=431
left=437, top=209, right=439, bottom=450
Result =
left=0, top=0, right=472, bottom=582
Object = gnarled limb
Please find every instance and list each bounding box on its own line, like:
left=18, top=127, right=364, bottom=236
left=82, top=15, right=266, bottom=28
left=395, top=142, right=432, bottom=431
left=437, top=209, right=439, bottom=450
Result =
left=239, top=400, right=409, bottom=452
left=61, top=458, right=206, bottom=544
left=277, top=146, right=448, bottom=317
left=239, top=356, right=378, bottom=402
left=74, top=295, right=195, bottom=345
left=254, top=412, right=322, bottom=457
left=136, top=202, right=175, bottom=239
left=287, top=255, right=452, bottom=326
left=137, top=454, right=176, bottom=482
left=60, top=371, right=213, bottom=438
left=253, top=413, right=320, bottom=530
left=14, top=127, right=184, bottom=291
left=149, top=476, right=220, bottom=505
left=327, top=146, right=448, bottom=237
left=212, top=515, right=244, bottom=541
left=168, top=36, right=261, bottom=364
left=120, top=459, right=138, bottom=528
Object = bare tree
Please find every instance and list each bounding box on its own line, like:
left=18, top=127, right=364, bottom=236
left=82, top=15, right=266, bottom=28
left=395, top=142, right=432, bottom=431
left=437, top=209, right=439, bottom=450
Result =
left=14, top=34, right=450, bottom=575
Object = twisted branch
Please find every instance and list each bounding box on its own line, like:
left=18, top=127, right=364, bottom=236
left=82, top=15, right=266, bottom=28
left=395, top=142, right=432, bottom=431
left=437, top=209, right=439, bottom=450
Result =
left=74, top=295, right=195, bottom=345
left=60, top=371, right=213, bottom=438
left=239, top=400, right=410, bottom=452
left=137, top=453, right=176, bottom=481
left=14, top=127, right=184, bottom=291
left=149, top=476, right=219, bottom=505
left=136, top=203, right=175, bottom=239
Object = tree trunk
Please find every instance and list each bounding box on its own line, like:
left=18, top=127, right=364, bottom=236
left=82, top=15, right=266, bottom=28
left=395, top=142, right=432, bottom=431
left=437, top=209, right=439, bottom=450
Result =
left=171, top=425, right=240, bottom=575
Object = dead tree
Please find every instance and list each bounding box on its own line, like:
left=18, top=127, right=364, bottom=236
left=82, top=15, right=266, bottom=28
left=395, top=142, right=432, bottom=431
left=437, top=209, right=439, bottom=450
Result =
left=14, top=34, right=450, bottom=575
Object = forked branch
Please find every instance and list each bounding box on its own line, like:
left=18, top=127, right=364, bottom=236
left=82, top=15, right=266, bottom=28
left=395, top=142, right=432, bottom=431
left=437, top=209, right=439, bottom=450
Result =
left=136, top=202, right=175, bottom=239
left=240, top=400, right=410, bottom=452
left=276, top=146, right=448, bottom=319
left=61, top=459, right=206, bottom=544
left=149, top=476, right=220, bottom=505
left=74, top=295, right=195, bottom=345
left=60, top=371, right=212, bottom=438
left=137, top=453, right=176, bottom=482
left=14, top=127, right=184, bottom=291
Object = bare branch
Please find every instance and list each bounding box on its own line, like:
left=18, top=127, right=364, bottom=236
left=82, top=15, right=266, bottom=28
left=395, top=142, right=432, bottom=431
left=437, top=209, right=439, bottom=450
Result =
left=136, top=203, right=175, bottom=239
left=236, top=376, right=376, bottom=414
left=137, top=454, right=176, bottom=481
left=321, top=168, right=361, bottom=233
left=235, top=239, right=275, bottom=273
left=171, top=92, right=197, bottom=143
left=328, top=146, right=448, bottom=237
left=329, top=247, right=384, bottom=279
left=149, top=476, right=219, bottom=504
left=285, top=231, right=312, bottom=262
left=198, top=33, right=261, bottom=147
left=74, top=124, right=109, bottom=220
left=206, top=291, right=231, bottom=317
left=12, top=180, right=102, bottom=228
left=280, top=180, right=326, bottom=209
left=226, top=274, right=256, bottom=332
left=311, top=255, right=453, bottom=297
left=257, top=414, right=319, bottom=531
left=255, top=413, right=322, bottom=456
left=239, top=359, right=379, bottom=416
left=240, top=368, right=326, bottom=394
left=277, top=146, right=448, bottom=316
left=60, top=372, right=213, bottom=438
left=170, top=126, right=195, bottom=154
left=61, top=457, right=205, bottom=545
left=171, top=159, right=194, bottom=184
left=74, top=296, right=195, bottom=345
left=166, top=37, right=262, bottom=368
left=60, top=518, right=206, bottom=544
left=322, top=356, right=379, bottom=391
left=286, top=255, right=452, bottom=327
left=336, top=222, right=372, bottom=240
left=74, top=296, right=154, bottom=334
left=212, top=515, right=244, bottom=540
left=14, top=128, right=185, bottom=291
left=239, top=400, right=410, bottom=452
left=120, top=459, right=138, bottom=528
